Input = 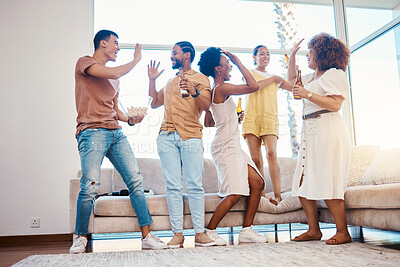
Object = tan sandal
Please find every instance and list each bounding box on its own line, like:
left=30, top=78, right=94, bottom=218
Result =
left=325, top=236, right=352, bottom=245
left=292, top=232, right=322, bottom=242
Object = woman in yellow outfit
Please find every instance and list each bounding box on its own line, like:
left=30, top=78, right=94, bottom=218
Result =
left=242, top=45, right=291, bottom=205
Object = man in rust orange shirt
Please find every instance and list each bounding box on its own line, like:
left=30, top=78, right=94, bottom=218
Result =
left=71, top=30, right=167, bottom=254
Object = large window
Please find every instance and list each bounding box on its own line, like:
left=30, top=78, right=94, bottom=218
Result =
left=347, top=3, right=400, bottom=148
left=347, top=5, right=400, bottom=46
left=94, top=0, right=336, bottom=160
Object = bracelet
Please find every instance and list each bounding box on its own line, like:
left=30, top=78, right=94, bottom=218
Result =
left=191, top=89, right=200, bottom=98
left=307, top=92, right=313, bottom=100
left=277, top=80, right=283, bottom=88
left=127, top=118, right=135, bottom=126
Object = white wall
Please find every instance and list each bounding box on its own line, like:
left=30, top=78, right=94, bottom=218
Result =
left=0, top=0, right=93, bottom=236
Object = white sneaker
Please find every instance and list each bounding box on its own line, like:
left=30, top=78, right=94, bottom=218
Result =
left=142, top=233, right=168, bottom=250
left=205, top=229, right=227, bottom=246
left=238, top=226, right=268, bottom=243
left=69, top=234, right=87, bottom=254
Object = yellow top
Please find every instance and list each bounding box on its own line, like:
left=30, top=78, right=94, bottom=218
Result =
left=245, top=70, right=278, bottom=118
left=242, top=69, right=279, bottom=139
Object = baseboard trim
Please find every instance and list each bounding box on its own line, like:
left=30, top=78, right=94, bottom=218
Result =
left=0, top=234, right=76, bottom=247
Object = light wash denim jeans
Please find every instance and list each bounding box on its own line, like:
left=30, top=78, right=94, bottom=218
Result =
left=157, top=131, right=205, bottom=234
left=75, top=128, right=153, bottom=235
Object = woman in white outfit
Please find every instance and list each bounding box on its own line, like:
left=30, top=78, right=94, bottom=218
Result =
left=197, top=47, right=268, bottom=245
left=288, top=33, right=352, bottom=245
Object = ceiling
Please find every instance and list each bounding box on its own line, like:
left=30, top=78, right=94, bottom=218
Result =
left=244, top=0, right=400, bottom=10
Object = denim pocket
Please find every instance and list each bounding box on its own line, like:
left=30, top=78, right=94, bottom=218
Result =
left=79, top=128, right=109, bottom=152
left=77, top=139, right=85, bottom=153
left=182, top=138, right=204, bottom=154
left=156, top=134, right=169, bottom=154
left=77, top=131, right=86, bottom=152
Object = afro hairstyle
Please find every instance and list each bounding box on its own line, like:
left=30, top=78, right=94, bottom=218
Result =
left=198, top=47, right=222, bottom=78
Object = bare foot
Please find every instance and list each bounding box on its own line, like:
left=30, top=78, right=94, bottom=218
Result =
left=292, top=231, right=322, bottom=242
left=326, top=232, right=352, bottom=245
left=269, top=196, right=282, bottom=205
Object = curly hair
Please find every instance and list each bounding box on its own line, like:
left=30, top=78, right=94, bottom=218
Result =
left=308, top=33, right=350, bottom=71
left=198, top=47, right=222, bottom=78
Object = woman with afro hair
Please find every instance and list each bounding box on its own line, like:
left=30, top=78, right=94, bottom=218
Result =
left=198, top=47, right=292, bottom=245
left=288, top=33, right=352, bottom=245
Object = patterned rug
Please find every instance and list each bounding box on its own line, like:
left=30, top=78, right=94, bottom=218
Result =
left=13, top=241, right=400, bottom=267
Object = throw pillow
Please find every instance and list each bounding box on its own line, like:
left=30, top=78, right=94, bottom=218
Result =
left=347, top=146, right=380, bottom=186
left=361, top=147, right=400, bottom=185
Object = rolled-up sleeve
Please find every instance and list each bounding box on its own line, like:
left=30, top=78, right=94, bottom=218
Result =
left=76, top=56, right=98, bottom=76
left=157, top=87, right=165, bottom=105
left=193, top=75, right=211, bottom=111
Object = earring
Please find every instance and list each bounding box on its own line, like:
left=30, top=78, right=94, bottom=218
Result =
left=218, top=71, right=221, bottom=74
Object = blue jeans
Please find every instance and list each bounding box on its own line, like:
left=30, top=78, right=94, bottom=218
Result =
left=75, top=128, right=152, bottom=235
left=156, top=131, right=205, bottom=233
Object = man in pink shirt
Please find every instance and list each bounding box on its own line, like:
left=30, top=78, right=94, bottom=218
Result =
left=70, top=30, right=167, bottom=254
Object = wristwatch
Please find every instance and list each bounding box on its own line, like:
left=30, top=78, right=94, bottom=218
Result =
left=191, top=89, right=200, bottom=98
left=127, top=118, right=135, bottom=126
left=307, top=92, right=313, bottom=100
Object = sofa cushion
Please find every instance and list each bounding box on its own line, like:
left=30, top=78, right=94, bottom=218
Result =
left=113, top=158, right=167, bottom=195
left=347, top=146, right=380, bottom=187
left=317, top=183, right=400, bottom=209
left=202, top=159, right=219, bottom=194
left=113, top=158, right=219, bottom=195
left=196, top=192, right=301, bottom=215
left=361, top=148, right=400, bottom=185
left=260, top=192, right=302, bottom=213
left=93, top=195, right=170, bottom=217
left=95, top=191, right=303, bottom=217
left=264, top=157, right=297, bottom=193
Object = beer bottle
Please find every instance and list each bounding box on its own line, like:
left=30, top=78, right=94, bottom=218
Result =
left=294, top=69, right=302, bottom=100
left=179, top=67, right=190, bottom=98
left=236, top=98, right=243, bottom=124
left=284, top=53, right=289, bottom=64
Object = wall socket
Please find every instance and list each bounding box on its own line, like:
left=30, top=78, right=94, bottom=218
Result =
left=30, top=217, right=40, bottom=228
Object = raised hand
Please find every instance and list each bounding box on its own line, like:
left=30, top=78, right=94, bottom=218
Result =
left=222, top=51, right=241, bottom=66
left=290, top=38, right=304, bottom=56
left=148, top=60, right=164, bottom=80
left=133, top=43, right=142, bottom=62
